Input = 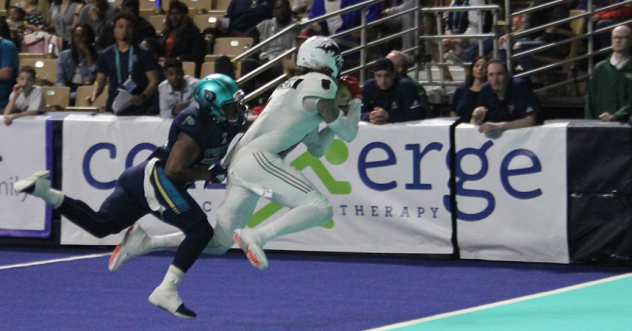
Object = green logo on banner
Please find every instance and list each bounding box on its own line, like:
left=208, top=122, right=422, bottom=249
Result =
left=247, top=139, right=350, bottom=229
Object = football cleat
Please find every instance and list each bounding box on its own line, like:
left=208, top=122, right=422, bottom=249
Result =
left=108, top=225, right=152, bottom=272
left=148, top=287, right=196, bottom=319
left=14, top=171, right=51, bottom=197
left=233, top=229, right=268, bottom=270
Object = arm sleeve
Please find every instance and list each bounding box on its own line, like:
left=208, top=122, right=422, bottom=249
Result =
left=302, top=126, right=335, bottom=158
left=173, top=111, right=204, bottom=147
left=55, top=52, right=67, bottom=86
left=514, top=80, right=541, bottom=119
left=451, top=86, right=461, bottom=114
left=387, top=81, right=423, bottom=123
left=309, top=0, right=325, bottom=19
left=158, top=84, right=172, bottom=119
left=96, top=52, right=108, bottom=74
left=366, top=3, right=382, bottom=23
left=0, top=41, right=18, bottom=70
left=360, top=81, right=373, bottom=121
left=327, top=98, right=361, bottom=142
left=28, top=87, right=46, bottom=114
left=584, top=75, right=595, bottom=119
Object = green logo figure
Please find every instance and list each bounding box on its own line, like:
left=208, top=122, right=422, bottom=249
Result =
left=247, top=139, right=351, bottom=229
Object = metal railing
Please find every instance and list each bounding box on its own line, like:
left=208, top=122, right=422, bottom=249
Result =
left=507, top=0, right=632, bottom=95
left=234, top=0, right=632, bottom=105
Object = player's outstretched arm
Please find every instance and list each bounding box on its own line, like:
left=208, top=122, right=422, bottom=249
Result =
left=165, top=131, right=218, bottom=184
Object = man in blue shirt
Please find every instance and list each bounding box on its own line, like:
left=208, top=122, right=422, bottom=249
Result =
left=471, top=59, right=540, bottom=133
left=89, top=12, right=160, bottom=115
left=15, top=74, right=246, bottom=319
left=361, top=57, right=424, bottom=124
left=0, top=20, right=19, bottom=110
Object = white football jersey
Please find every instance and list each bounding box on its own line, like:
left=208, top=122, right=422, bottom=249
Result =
left=230, top=72, right=337, bottom=161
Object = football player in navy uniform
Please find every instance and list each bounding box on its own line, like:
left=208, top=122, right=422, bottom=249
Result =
left=14, top=74, right=246, bottom=319
left=104, top=37, right=362, bottom=272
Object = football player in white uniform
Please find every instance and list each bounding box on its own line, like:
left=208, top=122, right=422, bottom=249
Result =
left=107, top=36, right=362, bottom=272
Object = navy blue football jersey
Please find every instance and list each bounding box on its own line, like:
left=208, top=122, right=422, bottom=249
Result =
left=149, top=105, right=244, bottom=170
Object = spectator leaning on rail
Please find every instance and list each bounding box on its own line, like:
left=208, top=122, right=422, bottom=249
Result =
left=470, top=59, right=540, bottom=133
left=3, top=66, right=47, bottom=126
left=361, top=57, right=424, bottom=125
left=585, top=25, right=632, bottom=122
left=386, top=50, right=432, bottom=117
left=158, top=58, right=200, bottom=119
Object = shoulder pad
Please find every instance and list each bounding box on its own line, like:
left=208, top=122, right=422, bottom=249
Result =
left=298, top=72, right=337, bottom=100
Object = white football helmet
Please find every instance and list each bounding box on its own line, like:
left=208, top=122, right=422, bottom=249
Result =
left=297, top=36, right=344, bottom=78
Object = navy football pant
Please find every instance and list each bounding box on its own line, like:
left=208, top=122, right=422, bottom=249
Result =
left=57, top=161, right=213, bottom=272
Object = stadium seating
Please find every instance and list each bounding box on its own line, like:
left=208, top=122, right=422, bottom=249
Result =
left=75, top=86, right=108, bottom=109
left=20, top=58, right=57, bottom=85
left=212, top=37, right=254, bottom=57
left=42, top=86, right=70, bottom=111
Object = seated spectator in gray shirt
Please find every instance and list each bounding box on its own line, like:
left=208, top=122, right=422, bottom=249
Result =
left=158, top=58, right=199, bottom=119
left=4, top=66, right=46, bottom=126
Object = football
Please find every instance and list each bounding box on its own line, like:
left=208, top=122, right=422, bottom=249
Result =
left=335, top=82, right=352, bottom=107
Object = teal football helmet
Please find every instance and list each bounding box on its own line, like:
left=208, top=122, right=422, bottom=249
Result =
left=194, top=73, right=244, bottom=122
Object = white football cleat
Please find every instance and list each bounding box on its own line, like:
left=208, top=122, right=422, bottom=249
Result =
left=233, top=229, right=268, bottom=270
left=148, top=287, right=196, bottom=319
left=14, top=171, right=51, bottom=197
left=108, top=224, right=152, bottom=272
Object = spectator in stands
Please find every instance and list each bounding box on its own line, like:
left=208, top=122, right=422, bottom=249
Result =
left=3, top=66, right=46, bottom=126
left=213, top=0, right=275, bottom=37
left=382, top=0, right=414, bottom=51
left=88, top=12, right=160, bottom=115
left=78, top=0, right=120, bottom=44
left=309, top=0, right=381, bottom=47
left=160, top=1, right=205, bottom=77
left=386, top=50, right=432, bottom=117
left=7, top=6, right=28, bottom=48
left=0, top=19, right=19, bottom=110
left=450, top=56, right=487, bottom=122
left=52, top=0, right=85, bottom=48
left=24, top=0, right=45, bottom=31
left=158, top=58, right=199, bottom=119
left=470, top=59, right=540, bottom=133
left=361, top=57, right=424, bottom=124
left=241, top=0, right=297, bottom=96
left=295, top=25, right=321, bottom=48
left=293, top=0, right=313, bottom=14
left=140, top=37, right=165, bottom=81
left=442, top=0, right=486, bottom=62
left=580, top=0, right=632, bottom=55
left=97, top=0, right=156, bottom=51
left=586, top=25, right=632, bottom=121
left=55, top=24, right=97, bottom=104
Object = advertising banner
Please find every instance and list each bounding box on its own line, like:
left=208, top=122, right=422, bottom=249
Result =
left=61, top=116, right=455, bottom=254
left=60, top=116, right=569, bottom=262
left=454, top=123, right=569, bottom=263
left=0, top=116, right=52, bottom=237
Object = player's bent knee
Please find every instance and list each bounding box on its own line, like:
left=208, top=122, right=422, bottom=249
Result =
left=203, top=220, right=233, bottom=255
left=185, top=218, right=215, bottom=242
left=305, top=191, right=331, bottom=210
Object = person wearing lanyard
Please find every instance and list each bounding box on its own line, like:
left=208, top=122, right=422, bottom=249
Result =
left=88, top=12, right=160, bottom=115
